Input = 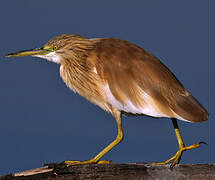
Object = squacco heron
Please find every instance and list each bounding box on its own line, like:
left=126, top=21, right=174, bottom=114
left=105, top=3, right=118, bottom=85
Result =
left=6, top=34, right=209, bottom=167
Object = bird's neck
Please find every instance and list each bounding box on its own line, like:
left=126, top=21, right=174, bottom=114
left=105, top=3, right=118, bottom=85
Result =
left=34, top=52, right=61, bottom=64
left=59, top=38, right=101, bottom=92
left=59, top=38, right=100, bottom=65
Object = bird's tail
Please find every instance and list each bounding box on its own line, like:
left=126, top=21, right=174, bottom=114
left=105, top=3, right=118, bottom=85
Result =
left=171, top=93, right=209, bottom=122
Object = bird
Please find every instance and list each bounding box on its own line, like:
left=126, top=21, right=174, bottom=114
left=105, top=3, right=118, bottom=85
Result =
left=6, top=34, right=209, bottom=167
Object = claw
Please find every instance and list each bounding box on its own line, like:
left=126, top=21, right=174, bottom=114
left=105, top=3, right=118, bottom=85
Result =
left=97, top=160, right=111, bottom=164
left=153, top=119, right=207, bottom=167
left=152, top=141, right=204, bottom=167
left=199, top=141, right=207, bottom=145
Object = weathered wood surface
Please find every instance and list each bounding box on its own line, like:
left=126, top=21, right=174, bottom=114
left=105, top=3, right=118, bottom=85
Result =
left=1, top=163, right=215, bottom=180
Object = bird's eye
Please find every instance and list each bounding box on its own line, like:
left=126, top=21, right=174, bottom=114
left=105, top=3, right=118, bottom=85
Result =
left=53, top=46, right=57, bottom=50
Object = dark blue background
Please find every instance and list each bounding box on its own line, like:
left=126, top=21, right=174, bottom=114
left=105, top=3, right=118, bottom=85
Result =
left=0, top=0, right=214, bottom=175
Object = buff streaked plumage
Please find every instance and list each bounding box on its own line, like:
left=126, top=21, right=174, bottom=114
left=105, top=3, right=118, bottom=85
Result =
left=6, top=33, right=209, bottom=167
left=45, top=34, right=208, bottom=122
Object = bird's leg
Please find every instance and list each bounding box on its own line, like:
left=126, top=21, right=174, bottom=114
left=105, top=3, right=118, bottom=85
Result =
left=152, top=118, right=203, bottom=167
left=65, top=110, right=123, bottom=166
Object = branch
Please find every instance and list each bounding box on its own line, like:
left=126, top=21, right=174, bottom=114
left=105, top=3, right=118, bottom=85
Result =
left=1, top=163, right=215, bottom=180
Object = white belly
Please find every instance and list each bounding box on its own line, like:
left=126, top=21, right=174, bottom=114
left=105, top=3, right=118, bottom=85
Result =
left=104, top=84, right=164, bottom=117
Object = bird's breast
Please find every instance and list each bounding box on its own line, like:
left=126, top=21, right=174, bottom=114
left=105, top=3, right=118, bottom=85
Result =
left=59, top=64, right=111, bottom=111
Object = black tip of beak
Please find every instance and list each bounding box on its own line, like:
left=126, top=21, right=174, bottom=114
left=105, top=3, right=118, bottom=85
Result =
left=5, top=49, right=34, bottom=58
left=5, top=47, right=45, bottom=58
left=5, top=53, right=16, bottom=58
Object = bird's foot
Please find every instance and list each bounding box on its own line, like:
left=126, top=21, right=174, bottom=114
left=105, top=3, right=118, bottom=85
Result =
left=64, top=159, right=111, bottom=167
left=152, top=141, right=205, bottom=167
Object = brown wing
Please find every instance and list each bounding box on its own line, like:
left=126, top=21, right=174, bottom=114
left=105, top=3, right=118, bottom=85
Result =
left=94, top=38, right=208, bottom=122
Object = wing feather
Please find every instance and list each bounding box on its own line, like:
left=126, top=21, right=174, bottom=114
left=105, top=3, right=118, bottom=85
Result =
left=94, top=38, right=208, bottom=122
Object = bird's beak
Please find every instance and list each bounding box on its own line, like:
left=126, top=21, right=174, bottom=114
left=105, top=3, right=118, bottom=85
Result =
left=5, top=47, right=51, bottom=58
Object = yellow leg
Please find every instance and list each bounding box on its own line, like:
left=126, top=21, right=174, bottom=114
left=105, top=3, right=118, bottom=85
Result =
left=65, top=110, right=123, bottom=166
left=153, top=118, right=204, bottom=167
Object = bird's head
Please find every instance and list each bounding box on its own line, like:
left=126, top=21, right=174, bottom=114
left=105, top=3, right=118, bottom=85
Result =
left=6, top=34, right=87, bottom=64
